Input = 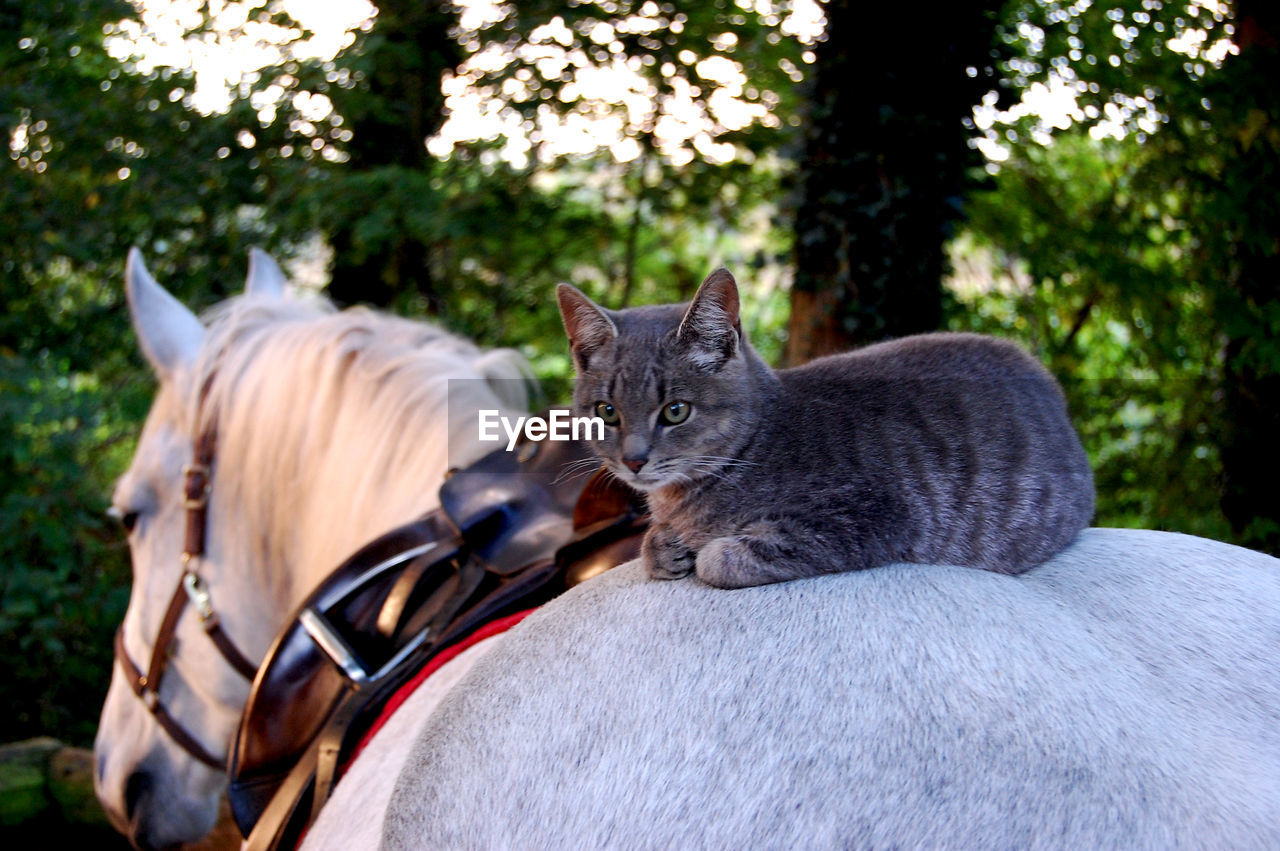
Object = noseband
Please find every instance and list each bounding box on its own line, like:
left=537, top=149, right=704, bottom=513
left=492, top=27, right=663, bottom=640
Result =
left=113, top=412, right=258, bottom=769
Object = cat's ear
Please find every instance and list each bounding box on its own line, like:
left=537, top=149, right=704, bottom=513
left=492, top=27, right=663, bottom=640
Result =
left=557, top=283, right=617, bottom=372
left=677, top=268, right=742, bottom=371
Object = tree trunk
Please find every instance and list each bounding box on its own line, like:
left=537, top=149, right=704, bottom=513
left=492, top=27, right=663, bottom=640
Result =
left=324, top=0, right=460, bottom=310
left=1217, top=0, right=1280, bottom=553
left=785, top=0, right=1003, bottom=365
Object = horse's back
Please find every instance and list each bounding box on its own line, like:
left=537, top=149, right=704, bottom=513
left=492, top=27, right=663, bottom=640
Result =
left=381, top=529, right=1280, bottom=848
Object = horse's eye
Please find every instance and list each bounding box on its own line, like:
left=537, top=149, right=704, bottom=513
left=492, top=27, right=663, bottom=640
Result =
left=659, top=401, right=691, bottom=425
left=594, top=401, right=620, bottom=426
left=108, top=506, right=140, bottom=534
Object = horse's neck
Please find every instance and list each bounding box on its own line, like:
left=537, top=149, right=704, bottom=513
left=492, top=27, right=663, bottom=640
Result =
left=291, top=436, right=450, bottom=589
left=203, top=305, right=530, bottom=650
left=267, top=398, right=519, bottom=611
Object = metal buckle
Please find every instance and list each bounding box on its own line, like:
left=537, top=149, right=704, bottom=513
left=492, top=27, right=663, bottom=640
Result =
left=301, top=607, right=437, bottom=690
left=299, top=541, right=444, bottom=688
left=182, top=571, right=215, bottom=621
left=183, top=463, right=210, bottom=509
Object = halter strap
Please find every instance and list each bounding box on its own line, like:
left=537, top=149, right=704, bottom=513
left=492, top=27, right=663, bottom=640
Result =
left=180, top=410, right=258, bottom=679
left=114, top=395, right=259, bottom=770
left=183, top=419, right=216, bottom=561
left=114, top=597, right=225, bottom=770
left=181, top=571, right=260, bottom=680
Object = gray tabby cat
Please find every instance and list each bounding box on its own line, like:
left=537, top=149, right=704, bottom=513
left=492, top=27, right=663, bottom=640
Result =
left=556, top=268, right=1095, bottom=589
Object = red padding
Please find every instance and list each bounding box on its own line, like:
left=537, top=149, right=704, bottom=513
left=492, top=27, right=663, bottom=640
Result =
left=349, top=608, right=538, bottom=761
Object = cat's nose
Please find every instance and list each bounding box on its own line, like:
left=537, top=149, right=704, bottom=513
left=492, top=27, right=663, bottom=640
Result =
left=622, top=457, right=647, bottom=473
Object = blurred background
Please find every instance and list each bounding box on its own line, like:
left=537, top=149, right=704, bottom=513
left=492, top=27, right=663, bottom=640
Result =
left=1, top=0, right=1276, bottom=835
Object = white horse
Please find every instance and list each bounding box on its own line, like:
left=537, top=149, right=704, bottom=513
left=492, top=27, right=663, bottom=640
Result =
left=366, top=526, right=1280, bottom=849
left=93, top=248, right=530, bottom=849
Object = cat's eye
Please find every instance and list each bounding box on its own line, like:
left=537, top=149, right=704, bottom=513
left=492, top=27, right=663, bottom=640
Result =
left=659, top=401, right=691, bottom=425
left=594, top=401, right=620, bottom=426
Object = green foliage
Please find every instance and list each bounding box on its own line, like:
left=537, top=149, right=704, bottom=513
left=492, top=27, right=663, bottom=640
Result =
left=0, top=350, right=140, bottom=743
left=994, top=0, right=1234, bottom=134
left=955, top=0, right=1280, bottom=550
left=1, top=2, right=295, bottom=305
left=427, top=0, right=808, bottom=347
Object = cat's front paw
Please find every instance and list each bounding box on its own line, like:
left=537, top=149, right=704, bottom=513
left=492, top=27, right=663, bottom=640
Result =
left=643, top=526, right=696, bottom=580
left=696, top=535, right=787, bottom=589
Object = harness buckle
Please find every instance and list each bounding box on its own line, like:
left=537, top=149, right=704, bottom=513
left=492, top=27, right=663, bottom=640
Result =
left=300, top=609, right=371, bottom=686
left=183, top=463, right=211, bottom=509
left=183, top=571, right=215, bottom=621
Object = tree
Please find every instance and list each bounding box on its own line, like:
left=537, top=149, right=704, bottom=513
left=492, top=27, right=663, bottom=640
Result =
left=303, top=0, right=460, bottom=309
left=1199, top=0, right=1280, bottom=551
left=784, top=0, right=1008, bottom=364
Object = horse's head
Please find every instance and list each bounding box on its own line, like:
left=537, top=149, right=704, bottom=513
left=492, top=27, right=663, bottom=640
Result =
left=94, top=248, right=533, bottom=848
left=93, top=249, right=291, bottom=848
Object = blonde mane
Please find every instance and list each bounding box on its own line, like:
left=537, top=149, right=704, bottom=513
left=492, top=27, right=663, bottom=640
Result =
left=189, top=294, right=530, bottom=598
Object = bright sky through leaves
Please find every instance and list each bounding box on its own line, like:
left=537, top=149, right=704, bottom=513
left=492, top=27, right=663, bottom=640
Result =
left=971, top=0, right=1236, bottom=167
left=105, top=0, right=825, bottom=168
left=94, top=0, right=1238, bottom=173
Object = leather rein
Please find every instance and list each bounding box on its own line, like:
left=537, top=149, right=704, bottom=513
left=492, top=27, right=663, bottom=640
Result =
left=113, top=410, right=258, bottom=770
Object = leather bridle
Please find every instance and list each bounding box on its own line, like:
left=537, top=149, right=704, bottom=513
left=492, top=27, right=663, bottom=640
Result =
left=113, top=411, right=259, bottom=770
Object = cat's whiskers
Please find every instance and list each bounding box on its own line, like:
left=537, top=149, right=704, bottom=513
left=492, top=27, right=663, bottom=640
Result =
left=637, top=458, right=740, bottom=488
left=552, top=457, right=608, bottom=486
left=683, top=467, right=736, bottom=484
left=683, top=455, right=762, bottom=467
left=671, top=456, right=761, bottom=483
left=595, top=464, right=630, bottom=491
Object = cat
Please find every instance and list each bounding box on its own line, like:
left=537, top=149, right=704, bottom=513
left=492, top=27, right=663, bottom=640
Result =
left=556, top=268, right=1096, bottom=589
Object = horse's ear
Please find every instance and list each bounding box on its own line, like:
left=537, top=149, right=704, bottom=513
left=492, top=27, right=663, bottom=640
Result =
left=677, top=268, right=741, bottom=371
left=556, top=283, right=617, bottom=372
left=245, top=247, right=287, bottom=298
left=126, top=247, right=204, bottom=379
